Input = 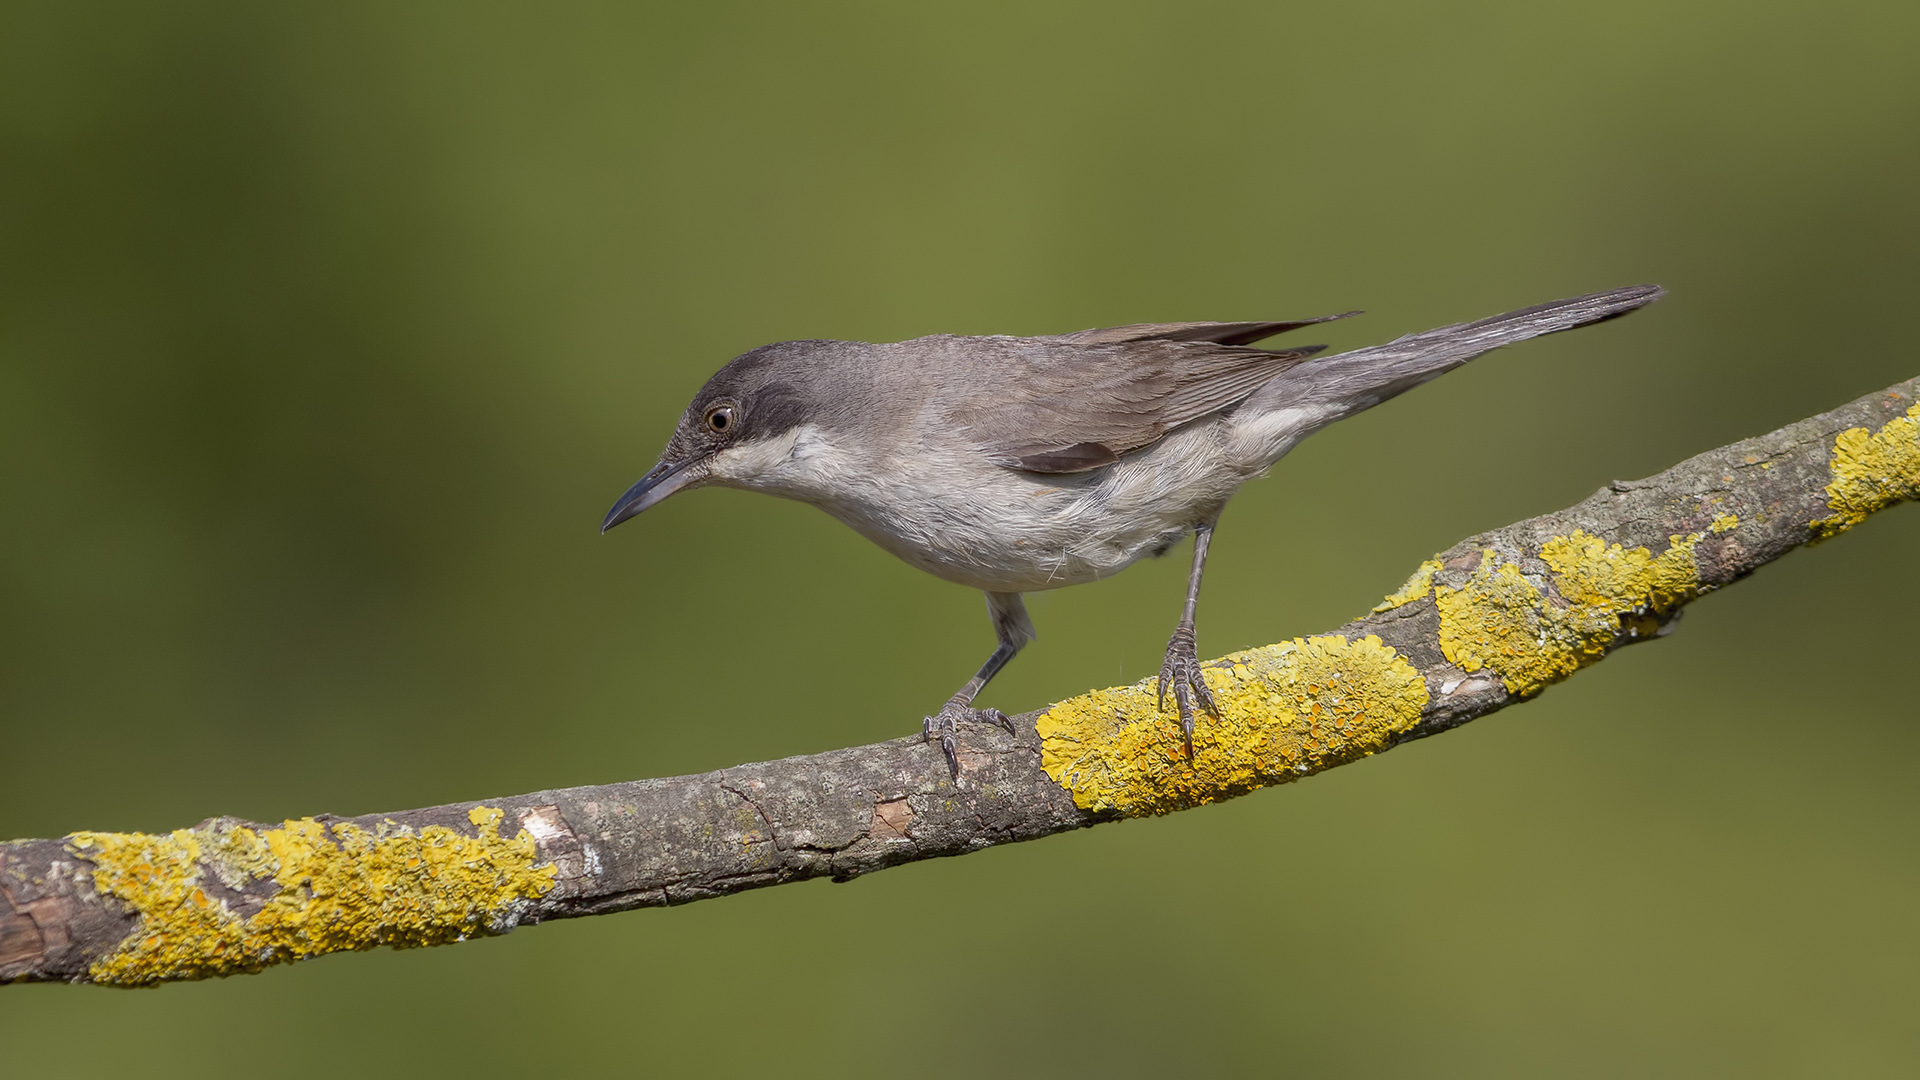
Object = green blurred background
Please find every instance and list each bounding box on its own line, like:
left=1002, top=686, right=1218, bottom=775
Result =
left=3, top=1, right=1917, bottom=1074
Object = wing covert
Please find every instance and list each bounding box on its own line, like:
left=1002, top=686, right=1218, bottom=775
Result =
left=946, top=338, right=1330, bottom=475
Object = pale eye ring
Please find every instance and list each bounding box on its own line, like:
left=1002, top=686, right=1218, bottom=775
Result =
left=703, top=405, right=736, bottom=434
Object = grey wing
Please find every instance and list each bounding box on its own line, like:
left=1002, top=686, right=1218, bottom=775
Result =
left=945, top=338, right=1330, bottom=474
left=1047, top=310, right=1360, bottom=347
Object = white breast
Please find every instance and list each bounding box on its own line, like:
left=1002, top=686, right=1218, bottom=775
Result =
left=735, top=420, right=1306, bottom=593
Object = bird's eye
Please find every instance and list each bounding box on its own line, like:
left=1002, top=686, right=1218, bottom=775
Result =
left=703, top=405, right=736, bottom=434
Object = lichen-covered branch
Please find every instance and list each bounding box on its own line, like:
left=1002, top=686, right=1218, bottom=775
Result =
left=5, top=378, right=1917, bottom=988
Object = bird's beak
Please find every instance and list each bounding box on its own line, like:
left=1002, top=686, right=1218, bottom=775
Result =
left=600, top=459, right=705, bottom=533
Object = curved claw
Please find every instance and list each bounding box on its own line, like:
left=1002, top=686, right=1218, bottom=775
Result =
left=982, top=708, right=1017, bottom=736
left=922, top=700, right=1019, bottom=780
left=1157, top=625, right=1218, bottom=759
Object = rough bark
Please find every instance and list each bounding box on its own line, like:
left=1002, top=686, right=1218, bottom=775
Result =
left=4, top=377, right=1916, bottom=987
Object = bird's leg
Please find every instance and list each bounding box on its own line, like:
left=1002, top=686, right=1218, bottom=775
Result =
left=924, top=591, right=1032, bottom=778
left=1158, top=523, right=1219, bottom=759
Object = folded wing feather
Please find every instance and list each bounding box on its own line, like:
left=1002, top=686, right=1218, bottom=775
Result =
left=946, top=323, right=1348, bottom=474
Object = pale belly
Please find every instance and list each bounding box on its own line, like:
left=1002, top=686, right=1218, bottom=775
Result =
left=812, top=427, right=1256, bottom=593
left=831, top=496, right=1199, bottom=592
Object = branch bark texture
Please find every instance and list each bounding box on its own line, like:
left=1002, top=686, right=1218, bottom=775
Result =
left=5, top=378, right=1917, bottom=987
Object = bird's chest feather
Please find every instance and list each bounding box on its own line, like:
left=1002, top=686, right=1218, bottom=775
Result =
left=755, top=426, right=1242, bottom=591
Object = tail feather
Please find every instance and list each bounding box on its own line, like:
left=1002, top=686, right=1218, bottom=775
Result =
left=1241, top=285, right=1664, bottom=423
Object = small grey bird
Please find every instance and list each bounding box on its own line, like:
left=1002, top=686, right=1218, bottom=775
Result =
left=603, top=285, right=1663, bottom=773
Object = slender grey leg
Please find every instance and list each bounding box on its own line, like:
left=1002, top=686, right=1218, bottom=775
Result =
left=1157, top=522, right=1219, bottom=759
left=924, top=591, right=1033, bottom=778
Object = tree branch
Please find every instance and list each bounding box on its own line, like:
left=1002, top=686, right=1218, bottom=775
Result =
left=5, top=378, right=1917, bottom=987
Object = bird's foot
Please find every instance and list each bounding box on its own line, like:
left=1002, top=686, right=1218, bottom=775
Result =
left=923, top=697, right=1017, bottom=779
left=1157, top=624, right=1218, bottom=759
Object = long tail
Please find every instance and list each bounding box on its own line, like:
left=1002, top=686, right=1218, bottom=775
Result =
left=1240, top=284, right=1664, bottom=427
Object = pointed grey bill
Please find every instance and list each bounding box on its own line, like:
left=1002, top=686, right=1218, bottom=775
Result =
left=601, top=459, right=704, bottom=532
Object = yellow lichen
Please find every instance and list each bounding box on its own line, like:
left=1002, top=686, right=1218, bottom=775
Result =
left=1710, top=514, right=1738, bottom=534
left=1810, top=403, right=1920, bottom=540
left=68, top=805, right=556, bottom=986
left=1038, top=635, right=1428, bottom=816
left=1434, top=531, right=1703, bottom=698
left=1542, top=530, right=1702, bottom=616
left=1372, top=559, right=1443, bottom=612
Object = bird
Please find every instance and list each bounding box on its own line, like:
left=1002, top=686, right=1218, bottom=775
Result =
left=602, top=285, right=1664, bottom=776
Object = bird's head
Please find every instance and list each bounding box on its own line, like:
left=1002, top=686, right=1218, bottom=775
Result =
left=600, top=341, right=842, bottom=532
